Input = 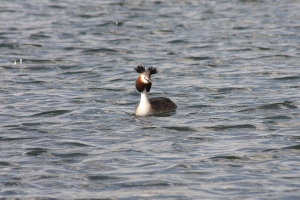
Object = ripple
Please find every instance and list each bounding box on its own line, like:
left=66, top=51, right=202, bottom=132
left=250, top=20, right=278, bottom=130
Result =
left=282, top=144, right=300, bottom=150
left=87, top=175, right=123, bottom=181
left=258, top=54, right=293, bottom=59
left=259, top=101, right=297, bottom=110
left=167, top=39, right=188, bottom=44
left=52, top=153, right=89, bottom=158
left=263, top=115, right=292, bottom=120
left=120, top=180, right=184, bottom=188
left=289, top=136, right=300, bottom=142
left=205, top=124, right=256, bottom=131
left=0, top=161, right=12, bottom=167
left=216, top=87, right=248, bottom=93
left=29, top=32, right=51, bottom=39
left=232, top=26, right=250, bottom=30
left=209, top=155, right=243, bottom=161
left=172, top=164, right=192, bottom=169
left=186, top=56, right=212, bottom=61
left=228, top=48, right=252, bottom=52
left=21, top=59, right=53, bottom=64
left=60, top=70, right=94, bottom=75
left=187, top=104, right=211, bottom=108
left=240, top=101, right=297, bottom=112
left=184, top=137, right=215, bottom=142
left=163, top=126, right=197, bottom=132
left=15, top=80, right=46, bottom=85
left=0, top=136, right=33, bottom=141
left=4, top=181, right=23, bottom=186
left=255, top=47, right=272, bottom=51
left=81, top=48, right=118, bottom=54
left=31, top=110, right=72, bottom=117
left=58, top=142, right=91, bottom=147
left=273, top=76, right=300, bottom=80
left=25, top=148, right=48, bottom=156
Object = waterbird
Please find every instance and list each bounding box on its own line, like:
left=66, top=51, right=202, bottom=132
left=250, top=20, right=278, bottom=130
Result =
left=134, top=65, right=177, bottom=116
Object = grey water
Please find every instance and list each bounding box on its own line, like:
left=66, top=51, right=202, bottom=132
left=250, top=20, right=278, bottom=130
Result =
left=1, top=0, right=300, bottom=199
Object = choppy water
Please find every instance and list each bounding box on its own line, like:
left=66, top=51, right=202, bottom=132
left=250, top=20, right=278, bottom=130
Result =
left=1, top=0, right=300, bottom=199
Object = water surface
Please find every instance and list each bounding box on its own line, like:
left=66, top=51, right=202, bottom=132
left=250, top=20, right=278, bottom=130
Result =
left=1, top=0, right=300, bottom=199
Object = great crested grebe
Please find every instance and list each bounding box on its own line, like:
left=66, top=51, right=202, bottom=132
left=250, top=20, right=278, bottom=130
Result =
left=134, top=65, right=177, bottom=116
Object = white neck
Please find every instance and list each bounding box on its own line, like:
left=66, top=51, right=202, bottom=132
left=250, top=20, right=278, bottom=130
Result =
left=135, top=89, right=151, bottom=116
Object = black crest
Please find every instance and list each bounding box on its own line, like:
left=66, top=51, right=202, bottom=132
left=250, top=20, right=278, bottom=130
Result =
left=134, top=65, right=157, bottom=75
left=147, top=66, right=157, bottom=75
left=134, top=65, right=145, bottom=73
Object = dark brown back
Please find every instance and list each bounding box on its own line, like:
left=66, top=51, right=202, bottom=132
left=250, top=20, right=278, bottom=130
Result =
left=149, top=97, right=177, bottom=114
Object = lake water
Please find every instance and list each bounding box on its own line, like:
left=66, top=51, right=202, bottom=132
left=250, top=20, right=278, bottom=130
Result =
left=1, top=0, right=300, bottom=199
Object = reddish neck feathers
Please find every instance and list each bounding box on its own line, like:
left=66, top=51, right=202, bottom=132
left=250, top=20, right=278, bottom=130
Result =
left=136, top=76, right=151, bottom=92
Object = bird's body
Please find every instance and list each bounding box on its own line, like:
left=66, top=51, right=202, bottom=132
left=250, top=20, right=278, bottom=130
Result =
left=134, top=65, right=177, bottom=116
